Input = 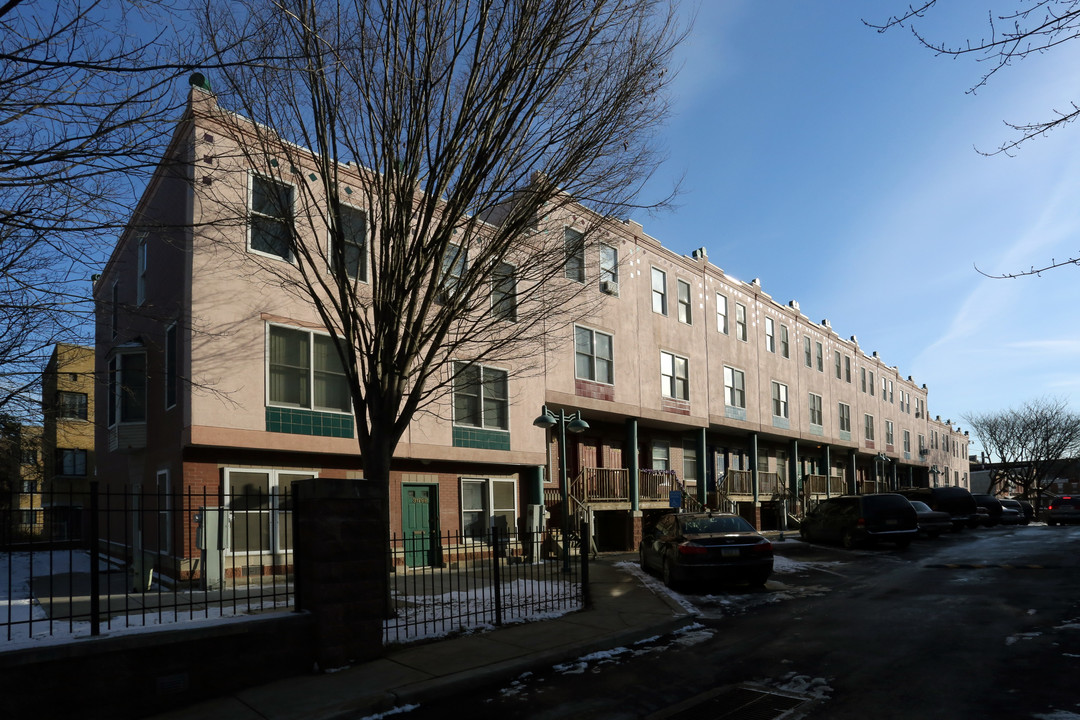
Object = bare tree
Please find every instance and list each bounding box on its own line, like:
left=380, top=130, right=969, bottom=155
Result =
left=964, top=397, right=1080, bottom=510
left=0, top=1, right=202, bottom=420
left=195, top=0, right=685, bottom=505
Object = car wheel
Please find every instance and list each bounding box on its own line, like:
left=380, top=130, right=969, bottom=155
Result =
left=638, top=543, right=649, bottom=574
left=928, top=530, right=941, bottom=539
left=800, top=526, right=811, bottom=542
left=662, top=558, right=679, bottom=590
left=1048, top=519, right=1057, bottom=526
left=842, top=529, right=858, bottom=550
left=747, top=569, right=771, bottom=588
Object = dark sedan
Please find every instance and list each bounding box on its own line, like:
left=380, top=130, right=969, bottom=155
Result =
left=639, top=512, right=773, bottom=590
left=910, top=500, right=952, bottom=538
left=800, top=493, right=918, bottom=549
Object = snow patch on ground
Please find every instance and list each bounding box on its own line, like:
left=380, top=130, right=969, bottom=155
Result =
left=1006, top=632, right=1042, bottom=646
left=1032, top=712, right=1080, bottom=720
left=765, top=672, right=834, bottom=700
left=356, top=704, right=421, bottom=719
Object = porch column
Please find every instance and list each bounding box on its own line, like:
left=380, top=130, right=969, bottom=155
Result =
left=527, top=465, right=544, bottom=506
left=908, top=465, right=914, bottom=488
left=891, top=462, right=899, bottom=490
left=750, top=432, right=760, bottom=504
left=696, top=426, right=707, bottom=506
left=789, top=439, right=800, bottom=497
left=849, top=450, right=858, bottom=494
left=626, top=418, right=639, bottom=512
left=824, top=445, right=832, bottom=498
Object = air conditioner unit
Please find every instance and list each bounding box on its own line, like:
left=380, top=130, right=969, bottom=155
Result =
left=915, top=411, right=922, bottom=418
left=919, top=448, right=929, bottom=456
left=600, top=280, right=620, bottom=296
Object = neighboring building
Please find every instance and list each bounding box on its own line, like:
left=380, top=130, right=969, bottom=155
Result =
left=41, top=343, right=96, bottom=540
left=0, top=422, right=43, bottom=540
left=93, top=83, right=971, bottom=580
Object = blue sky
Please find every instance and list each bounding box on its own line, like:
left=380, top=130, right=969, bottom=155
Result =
left=637, top=1, right=1080, bottom=443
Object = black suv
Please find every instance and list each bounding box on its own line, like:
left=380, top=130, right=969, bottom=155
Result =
left=1047, top=496, right=1080, bottom=525
left=898, top=487, right=979, bottom=531
left=800, top=494, right=919, bottom=549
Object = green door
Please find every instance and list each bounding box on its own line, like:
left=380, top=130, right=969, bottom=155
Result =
left=402, top=485, right=435, bottom=567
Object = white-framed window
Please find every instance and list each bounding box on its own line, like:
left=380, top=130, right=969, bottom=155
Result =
left=724, top=366, right=745, bottom=408
left=453, top=362, right=508, bottom=430
left=765, top=317, right=775, bottom=353
left=651, top=441, right=670, bottom=470
left=815, top=342, right=823, bottom=372
left=903, top=430, right=911, bottom=453
left=683, top=441, right=698, bottom=484
left=249, top=173, right=294, bottom=261
left=844, top=355, right=851, bottom=382
left=439, top=242, right=466, bottom=303
left=677, top=279, right=692, bottom=324
left=869, top=371, right=875, bottom=396
left=660, top=351, right=688, bottom=400
left=780, top=324, right=790, bottom=358
left=56, top=448, right=87, bottom=476
left=888, top=380, right=894, bottom=403
left=108, top=351, right=146, bottom=426
left=771, top=381, right=788, bottom=419
left=834, top=350, right=842, bottom=379
left=651, top=267, right=667, bottom=315
left=58, top=391, right=88, bottom=420
left=461, top=477, right=517, bottom=539
left=839, top=402, right=851, bottom=432
left=809, top=393, right=823, bottom=426
left=886, top=420, right=894, bottom=446
left=599, top=243, right=618, bottom=288
left=864, top=414, right=875, bottom=442
left=565, top=227, right=585, bottom=283
left=165, top=323, right=177, bottom=410
left=735, top=302, right=747, bottom=341
left=491, top=261, right=517, bottom=322
left=136, top=234, right=148, bottom=306
left=574, top=325, right=613, bottom=384
left=223, top=468, right=313, bottom=555
left=860, top=367, right=867, bottom=392
left=716, top=293, right=728, bottom=334
left=330, top=203, right=367, bottom=281
left=803, top=337, right=812, bottom=367
left=267, top=325, right=351, bottom=413
left=882, top=376, right=887, bottom=400
left=919, top=434, right=926, bottom=451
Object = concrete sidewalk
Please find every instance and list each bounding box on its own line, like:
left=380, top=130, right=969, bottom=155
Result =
left=151, top=553, right=693, bottom=720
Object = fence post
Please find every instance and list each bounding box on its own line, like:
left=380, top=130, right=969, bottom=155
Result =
left=580, top=520, right=591, bottom=609
left=492, top=526, right=502, bottom=626
left=89, top=481, right=100, bottom=636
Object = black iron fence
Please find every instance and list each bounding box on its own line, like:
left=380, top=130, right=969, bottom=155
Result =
left=1, top=482, right=294, bottom=644
left=384, top=524, right=588, bottom=645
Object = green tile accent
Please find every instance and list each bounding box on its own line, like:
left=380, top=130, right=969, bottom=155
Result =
left=453, top=426, right=510, bottom=451
left=725, top=406, right=747, bottom=422
left=772, top=416, right=790, bottom=430
left=266, top=407, right=354, bottom=439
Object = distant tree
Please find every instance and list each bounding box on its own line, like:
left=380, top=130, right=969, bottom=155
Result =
left=964, top=397, right=1080, bottom=510
left=870, top=1, right=1080, bottom=279
left=195, top=0, right=685, bottom=509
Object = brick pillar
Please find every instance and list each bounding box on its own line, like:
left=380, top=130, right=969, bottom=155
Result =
left=630, top=510, right=643, bottom=551
left=294, top=478, right=388, bottom=669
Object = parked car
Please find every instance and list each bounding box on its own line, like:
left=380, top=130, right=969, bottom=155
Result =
left=800, top=494, right=918, bottom=549
left=1046, top=496, right=1080, bottom=526
left=909, top=500, right=951, bottom=538
left=1013, top=499, right=1035, bottom=524
left=996, top=499, right=1025, bottom=525
left=898, top=487, right=979, bottom=531
left=972, top=494, right=1004, bottom=527
left=639, top=512, right=773, bottom=589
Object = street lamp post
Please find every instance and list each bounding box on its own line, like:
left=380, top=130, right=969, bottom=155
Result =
left=533, top=405, right=589, bottom=572
left=875, top=452, right=888, bottom=492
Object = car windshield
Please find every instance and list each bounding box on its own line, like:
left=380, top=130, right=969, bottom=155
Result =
left=910, top=501, right=931, bottom=512
left=680, top=516, right=754, bottom=534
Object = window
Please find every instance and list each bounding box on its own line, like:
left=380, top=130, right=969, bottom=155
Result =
left=809, top=393, right=823, bottom=426
left=780, top=324, right=790, bottom=358
left=565, top=228, right=585, bottom=282
left=677, top=279, right=692, bottom=324
left=439, top=243, right=466, bottom=303
left=735, top=303, right=747, bottom=341
left=869, top=371, right=875, bottom=396
left=660, top=351, right=689, bottom=400
left=765, top=318, right=775, bottom=353
left=21, top=447, right=37, bottom=465
left=108, top=352, right=146, bottom=425
left=651, top=441, right=670, bottom=471
left=136, top=234, right=147, bottom=306
left=888, top=380, right=894, bottom=403
left=803, top=337, right=812, bottom=367
left=224, top=468, right=311, bottom=554
left=815, top=342, right=823, bottom=372
left=599, top=244, right=618, bottom=288
left=886, top=420, right=894, bottom=446
left=724, top=366, right=745, bottom=408
left=462, top=477, right=517, bottom=538
left=882, top=377, right=887, bottom=400
left=651, top=267, right=667, bottom=314
left=864, top=414, right=875, bottom=442
left=249, top=174, right=293, bottom=260
left=574, top=326, right=613, bottom=384
left=844, top=355, right=851, bottom=382
left=860, top=367, right=867, bottom=392
left=771, top=381, right=788, bottom=418
left=58, top=392, right=88, bottom=421
left=268, top=326, right=351, bottom=413
left=919, top=434, right=926, bottom=452
left=903, top=430, right=911, bottom=453
left=165, top=323, right=177, bottom=410
left=835, top=351, right=841, bottom=379
left=683, top=441, right=698, bottom=484
left=331, top=204, right=367, bottom=281
left=453, top=362, right=508, bottom=430
left=57, top=449, right=87, bottom=476
left=839, top=402, right=851, bottom=432
left=491, top=262, right=517, bottom=322
left=716, top=294, right=728, bottom=334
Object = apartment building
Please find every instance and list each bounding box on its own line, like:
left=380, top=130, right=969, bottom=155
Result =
left=93, top=82, right=969, bottom=574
